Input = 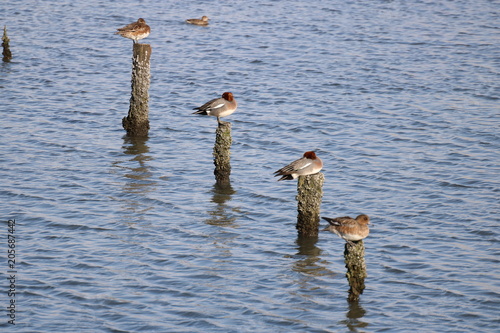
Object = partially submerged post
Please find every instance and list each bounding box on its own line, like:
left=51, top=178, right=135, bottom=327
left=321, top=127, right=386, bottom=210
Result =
left=273, top=151, right=324, bottom=236
left=213, top=122, right=232, bottom=185
left=2, top=26, right=12, bottom=62
left=344, top=241, right=367, bottom=302
left=296, top=172, right=324, bottom=237
left=122, top=43, right=152, bottom=136
left=322, top=214, right=369, bottom=301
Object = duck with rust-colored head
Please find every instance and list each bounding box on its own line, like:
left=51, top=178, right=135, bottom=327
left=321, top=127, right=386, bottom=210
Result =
left=322, top=214, right=370, bottom=245
left=115, top=18, right=151, bottom=43
left=274, top=151, right=323, bottom=181
left=186, top=16, right=209, bottom=26
left=193, top=92, right=237, bottom=125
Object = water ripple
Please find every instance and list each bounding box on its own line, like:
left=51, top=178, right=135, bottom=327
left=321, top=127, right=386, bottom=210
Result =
left=1, top=0, right=499, bottom=332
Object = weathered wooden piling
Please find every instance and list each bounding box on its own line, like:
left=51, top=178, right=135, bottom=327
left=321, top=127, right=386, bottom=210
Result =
left=2, top=26, right=12, bottom=62
left=122, top=43, right=152, bottom=136
left=344, top=240, right=367, bottom=302
left=213, top=122, right=232, bottom=185
left=296, top=172, right=324, bottom=237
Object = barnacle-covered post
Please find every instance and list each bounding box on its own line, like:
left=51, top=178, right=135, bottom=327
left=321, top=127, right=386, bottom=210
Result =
left=344, top=241, right=367, bottom=302
left=213, top=122, right=232, bottom=185
left=2, top=25, right=12, bottom=62
left=122, top=43, right=152, bottom=136
left=296, top=172, right=324, bottom=237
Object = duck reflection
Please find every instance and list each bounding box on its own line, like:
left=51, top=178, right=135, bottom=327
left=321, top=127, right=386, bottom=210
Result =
left=204, top=182, right=237, bottom=226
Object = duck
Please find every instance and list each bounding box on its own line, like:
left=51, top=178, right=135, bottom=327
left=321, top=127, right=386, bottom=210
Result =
left=274, top=151, right=323, bottom=181
left=322, top=214, right=370, bottom=245
left=186, top=16, right=209, bottom=26
left=115, top=18, right=151, bottom=43
left=192, top=92, right=238, bottom=125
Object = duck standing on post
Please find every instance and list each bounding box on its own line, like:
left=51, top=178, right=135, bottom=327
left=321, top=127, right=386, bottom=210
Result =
left=322, top=214, right=370, bottom=245
left=193, top=92, right=238, bottom=125
left=274, top=151, right=323, bottom=181
left=115, top=18, right=151, bottom=43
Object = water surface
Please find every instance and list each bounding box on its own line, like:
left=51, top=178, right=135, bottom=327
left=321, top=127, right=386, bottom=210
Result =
left=1, top=0, right=499, bottom=332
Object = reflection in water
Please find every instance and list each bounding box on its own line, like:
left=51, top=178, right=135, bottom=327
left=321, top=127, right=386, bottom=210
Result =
left=339, top=299, right=369, bottom=332
left=291, top=236, right=336, bottom=280
left=291, top=237, right=368, bottom=331
left=120, top=135, right=156, bottom=194
left=113, top=136, right=156, bottom=222
left=204, top=182, right=239, bottom=266
left=340, top=242, right=369, bottom=331
left=205, top=182, right=237, bottom=226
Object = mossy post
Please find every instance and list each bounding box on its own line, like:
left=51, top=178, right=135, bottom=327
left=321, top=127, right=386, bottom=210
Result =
left=122, top=43, right=151, bottom=136
left=2, top=26, right=12, bottom=62
left=213, top=122, right=232, bottom=185
left=296, top=172, right=324, bottom=237
left=344, top=241, right=367, bottom=302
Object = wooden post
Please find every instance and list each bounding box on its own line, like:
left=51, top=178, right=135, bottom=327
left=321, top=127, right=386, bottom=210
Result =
left=122, top=43, right=151, bottom=136
left=2, top=26, right=12, bottom=62
left=296, top=173, right=324, bottom=237
left=344, top=241, right=367, bottom=302
left=213, top=122, right=232, bottom=185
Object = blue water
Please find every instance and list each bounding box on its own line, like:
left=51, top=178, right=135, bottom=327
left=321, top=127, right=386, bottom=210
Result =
left=1, top=0, right=499, bottom=332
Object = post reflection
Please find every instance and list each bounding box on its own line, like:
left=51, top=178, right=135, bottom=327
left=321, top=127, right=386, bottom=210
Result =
left=121, top=136, right=155, bottom=193
left=114, top=135, right=156, bottom=220
left=204, top=182, right=237, bottom=226
left=339, top=299, right=369, bottom=331
left=292, top=236, right=335, bottom=279
left=341, top=242, right=369, bottom=331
